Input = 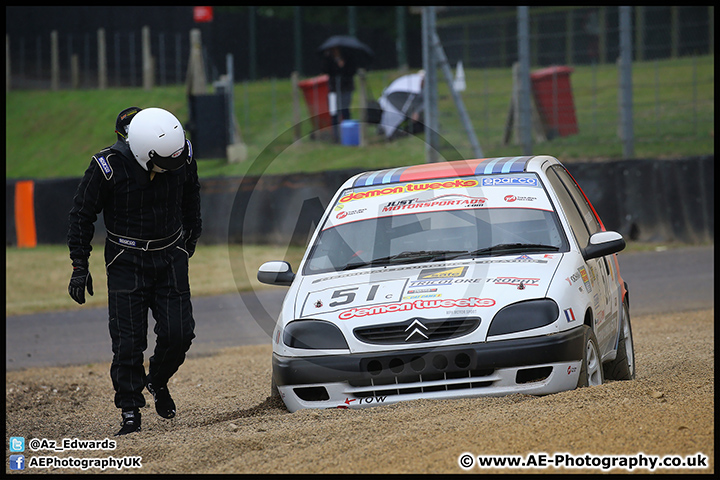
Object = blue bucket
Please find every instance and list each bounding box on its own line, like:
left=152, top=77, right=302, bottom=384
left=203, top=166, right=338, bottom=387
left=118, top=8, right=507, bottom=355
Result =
left=340, top=120, right=360, bottom=146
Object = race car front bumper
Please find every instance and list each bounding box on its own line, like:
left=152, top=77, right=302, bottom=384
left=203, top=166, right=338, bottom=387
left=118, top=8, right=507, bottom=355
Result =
left=273, top=326, right=586, bottom=412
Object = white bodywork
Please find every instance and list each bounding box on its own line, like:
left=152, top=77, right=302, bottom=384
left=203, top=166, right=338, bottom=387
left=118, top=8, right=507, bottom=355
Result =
left=265, top=156, right=626, bottom=412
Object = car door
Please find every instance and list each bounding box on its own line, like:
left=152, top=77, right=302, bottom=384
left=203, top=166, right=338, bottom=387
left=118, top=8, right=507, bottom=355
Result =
left=548, top=166, right=620, bottom=354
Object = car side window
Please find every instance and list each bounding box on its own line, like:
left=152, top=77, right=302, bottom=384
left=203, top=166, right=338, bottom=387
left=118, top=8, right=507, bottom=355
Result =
left=551, top=166, right=602, bottom=235
left=545, top=168, right=591, bottom=248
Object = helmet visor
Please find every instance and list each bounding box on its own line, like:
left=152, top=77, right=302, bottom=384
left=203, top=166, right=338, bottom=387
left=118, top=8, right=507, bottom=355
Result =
left=149, top=139, right=189, bottom=171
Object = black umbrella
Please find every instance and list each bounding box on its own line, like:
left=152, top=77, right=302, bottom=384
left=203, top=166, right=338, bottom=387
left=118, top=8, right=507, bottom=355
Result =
left=317, top=35, right=374, bottom=69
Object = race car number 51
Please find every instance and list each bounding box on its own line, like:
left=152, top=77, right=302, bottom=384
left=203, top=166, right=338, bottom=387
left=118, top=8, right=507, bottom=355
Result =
left=301, top=279, right=407, bottom=317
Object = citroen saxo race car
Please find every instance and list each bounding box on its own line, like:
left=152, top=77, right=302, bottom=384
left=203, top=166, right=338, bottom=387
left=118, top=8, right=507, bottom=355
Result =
left=258, top=155, right=635, bottom=412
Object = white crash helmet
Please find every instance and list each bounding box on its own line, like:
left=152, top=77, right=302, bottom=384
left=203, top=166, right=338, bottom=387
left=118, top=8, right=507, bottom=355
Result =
left=126, top=107, right=189, bottom=172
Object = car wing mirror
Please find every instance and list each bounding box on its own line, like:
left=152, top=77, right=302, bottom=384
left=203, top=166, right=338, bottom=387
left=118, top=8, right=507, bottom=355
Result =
left=582, top=231, right=626, bottom=261
left=258, top=261, right=296, bottom=286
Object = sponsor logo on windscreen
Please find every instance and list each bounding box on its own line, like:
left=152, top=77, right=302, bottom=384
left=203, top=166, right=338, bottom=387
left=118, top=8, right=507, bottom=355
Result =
left=340, top=179, right=479, bottom=203
left=504, top=195, right=537, bottom=202
left=482, top=177, right=538, bottom=187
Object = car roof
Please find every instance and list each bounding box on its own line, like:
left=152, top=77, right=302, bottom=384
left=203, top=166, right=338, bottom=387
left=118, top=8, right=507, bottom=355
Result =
left=351, top=155, right=560, bottom=188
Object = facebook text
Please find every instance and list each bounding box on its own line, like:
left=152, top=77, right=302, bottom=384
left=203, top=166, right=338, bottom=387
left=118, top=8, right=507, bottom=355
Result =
left=27, top=455, right=142, bottom=471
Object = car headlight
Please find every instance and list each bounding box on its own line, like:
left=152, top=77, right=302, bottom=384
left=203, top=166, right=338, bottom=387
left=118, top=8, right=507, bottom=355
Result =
left=283, top=319, right=349, bottom=349
left=487, top=299, right=560, bottom=337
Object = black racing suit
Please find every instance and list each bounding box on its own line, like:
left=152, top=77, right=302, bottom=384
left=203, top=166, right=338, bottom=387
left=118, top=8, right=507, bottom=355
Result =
left=67, top=139, right=202, bottom=411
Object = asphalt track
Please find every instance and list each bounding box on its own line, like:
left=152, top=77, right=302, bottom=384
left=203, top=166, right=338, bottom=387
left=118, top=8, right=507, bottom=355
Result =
left=5, top=245, right=713, bottom=371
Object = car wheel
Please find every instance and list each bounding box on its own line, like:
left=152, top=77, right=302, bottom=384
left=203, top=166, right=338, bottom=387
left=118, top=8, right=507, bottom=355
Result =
left=577, top=325, right=603, bottom=388
left=603, top=301, right=636, bottom=381
left=271, top=376, right=280, bottom=398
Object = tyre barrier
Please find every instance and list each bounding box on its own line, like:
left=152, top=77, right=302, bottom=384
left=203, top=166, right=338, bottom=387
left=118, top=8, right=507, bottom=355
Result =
left=6, top=156, right=713, bottom=247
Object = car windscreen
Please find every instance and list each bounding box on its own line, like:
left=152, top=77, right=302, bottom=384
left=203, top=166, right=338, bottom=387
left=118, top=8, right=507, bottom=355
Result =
left=302, top=173, right=569, bottom=275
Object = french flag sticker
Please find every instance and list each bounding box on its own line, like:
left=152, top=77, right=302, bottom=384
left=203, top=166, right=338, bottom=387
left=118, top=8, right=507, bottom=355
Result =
left=564, top=308, right=576, bottom=322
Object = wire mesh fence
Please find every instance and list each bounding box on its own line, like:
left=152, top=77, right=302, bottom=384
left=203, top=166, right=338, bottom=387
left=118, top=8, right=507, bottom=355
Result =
left=432, top=6, right=714, bottom=160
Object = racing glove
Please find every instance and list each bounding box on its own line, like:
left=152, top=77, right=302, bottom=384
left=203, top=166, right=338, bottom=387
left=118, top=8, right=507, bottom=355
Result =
left=68, top=259, right=94, bottom=305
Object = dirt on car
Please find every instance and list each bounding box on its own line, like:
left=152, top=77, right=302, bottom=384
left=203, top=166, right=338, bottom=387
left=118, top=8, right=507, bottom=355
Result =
left=5, top=308, right=714, bottom=474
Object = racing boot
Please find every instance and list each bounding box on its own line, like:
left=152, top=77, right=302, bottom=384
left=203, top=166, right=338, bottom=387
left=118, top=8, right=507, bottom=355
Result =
left=115, top=409, right=141, bottom=436
left=146, top=379, right=176, bottom=419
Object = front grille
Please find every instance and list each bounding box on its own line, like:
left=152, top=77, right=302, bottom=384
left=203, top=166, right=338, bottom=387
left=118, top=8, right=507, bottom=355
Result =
left=354, top=317, right=481, bottom=345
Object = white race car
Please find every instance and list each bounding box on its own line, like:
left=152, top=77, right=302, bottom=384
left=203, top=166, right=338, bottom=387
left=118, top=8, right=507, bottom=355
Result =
left=258, top=155, right=635, bottom=412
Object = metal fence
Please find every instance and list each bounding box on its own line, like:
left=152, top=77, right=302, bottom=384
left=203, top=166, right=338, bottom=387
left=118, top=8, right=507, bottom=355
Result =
left=426, top=6, right=714, bottom=161
left=4, top=6, right=415, bottom=90
left=6, top=30, right=189, bottom=90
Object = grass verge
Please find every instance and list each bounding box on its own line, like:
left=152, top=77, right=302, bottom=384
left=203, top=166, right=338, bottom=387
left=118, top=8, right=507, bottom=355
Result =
left=5, top=244, right=305, bottom=317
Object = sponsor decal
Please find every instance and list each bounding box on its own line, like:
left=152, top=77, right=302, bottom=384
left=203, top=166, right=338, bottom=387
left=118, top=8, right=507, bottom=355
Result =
left=446, top=309, right=477, bottom=316
left=382, top=194, right=487, bottom=213
left=409, top=279, right=454, bottom=287
left=503, top=195, right=537, bottom=202
left=567, top=365, right=578, bottom=375
left=384, top=198, right=420, bottom=208
left=338, top=297, right=495, bottom=319
left=340, top=179, right=478, bottom=203
left=340, top=396, right=387, bottom=407
left=418, top=266, right=468, bottom=279
left=579, top=266, right=592, bottom=293
left=565, top=271, right=581, bottom=286
left=335, top=208, right=366, bottom=220
left=407, top=288, right=437, bottom=294
left=564, top=308, right=576, bottom=322
left=314, top=300, right=323, bottom=308
left=487, top=277, right=540, bottom=287
left=407, top=278, right=483, bottom=290
left=481, top=176, right=538, bottom=187
left=311, top=261, right=471, bottom=284
left=476, top=257, right=548, bottom=264
left=94, top=155, right=113, bottom=179
left=402, top=293, right=442, bottom=300
left=97, top=156, right=111, bottom=174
